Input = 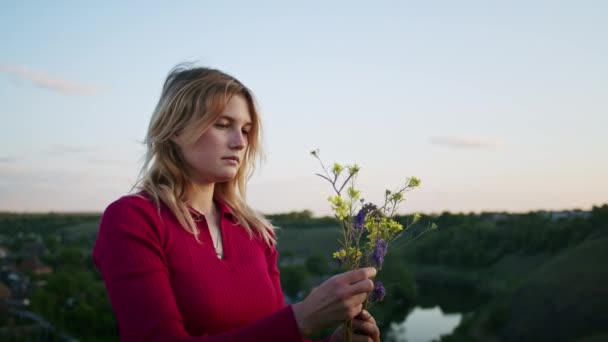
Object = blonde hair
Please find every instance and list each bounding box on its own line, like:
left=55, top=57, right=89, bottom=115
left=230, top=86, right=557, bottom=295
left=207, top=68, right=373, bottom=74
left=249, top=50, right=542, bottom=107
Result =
left=134, top=64, right=276, bottom=246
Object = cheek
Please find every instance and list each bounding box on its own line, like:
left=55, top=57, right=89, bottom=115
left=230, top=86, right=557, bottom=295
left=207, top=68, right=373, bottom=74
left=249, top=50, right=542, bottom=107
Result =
left=183, top=143, right=213, bottom=167
left=200, top=132, right=225, bottom=149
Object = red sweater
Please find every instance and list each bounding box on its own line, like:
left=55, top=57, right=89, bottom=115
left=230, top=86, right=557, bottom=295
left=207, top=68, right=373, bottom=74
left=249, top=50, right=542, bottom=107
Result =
left=93, top=194, right=328, bottom=341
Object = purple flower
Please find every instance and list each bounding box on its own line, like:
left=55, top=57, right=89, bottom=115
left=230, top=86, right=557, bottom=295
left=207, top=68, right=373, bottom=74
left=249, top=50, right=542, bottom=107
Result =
left=370, top=239, right=387, bottom=269
left=354, top=203, right=378, bottom=231
left=354, top=209, right=366, bottom=231
left=370, top=281, right=386, bottom=302
left=352, top=204, right=379, bottom=244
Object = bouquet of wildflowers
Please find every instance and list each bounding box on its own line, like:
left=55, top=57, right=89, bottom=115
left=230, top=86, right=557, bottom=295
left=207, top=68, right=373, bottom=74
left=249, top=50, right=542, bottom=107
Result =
left=310, top=149, right=435, bottom=342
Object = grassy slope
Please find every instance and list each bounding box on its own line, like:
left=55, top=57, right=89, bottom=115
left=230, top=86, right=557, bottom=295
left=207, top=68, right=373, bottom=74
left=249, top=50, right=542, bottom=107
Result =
left=497, top=238, right=608, bottom=341
left=275, top=226, right=341, bottom=258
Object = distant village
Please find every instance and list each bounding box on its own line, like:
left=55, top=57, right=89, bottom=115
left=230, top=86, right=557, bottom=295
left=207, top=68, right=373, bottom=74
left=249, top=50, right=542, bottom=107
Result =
left=0, top=230, right=77, bottom=341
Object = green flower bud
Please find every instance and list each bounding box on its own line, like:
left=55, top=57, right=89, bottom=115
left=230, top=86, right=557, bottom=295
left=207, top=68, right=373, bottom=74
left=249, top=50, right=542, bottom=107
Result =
left=347, top=164, right=360, bottom=175
left=391, top=193, right=404, bottom=202
left=332, top=163, right=344, bottom=177
left=347, top=187, right=360, bottom=200
left=408, top=177, right=421, bottom=187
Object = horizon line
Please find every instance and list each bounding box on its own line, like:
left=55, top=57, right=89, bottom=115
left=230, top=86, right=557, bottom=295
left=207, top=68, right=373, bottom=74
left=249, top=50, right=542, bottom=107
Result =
left=0, top=203, right=606, bottom=217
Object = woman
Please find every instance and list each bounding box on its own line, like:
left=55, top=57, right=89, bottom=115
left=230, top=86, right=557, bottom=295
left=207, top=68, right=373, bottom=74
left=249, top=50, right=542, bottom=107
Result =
left=92, top=64, right=381, bottom=341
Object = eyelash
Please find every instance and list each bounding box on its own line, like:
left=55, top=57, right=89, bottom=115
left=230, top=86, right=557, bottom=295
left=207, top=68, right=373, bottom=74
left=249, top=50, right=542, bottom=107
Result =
left=215, top=123, right=250, bottom=135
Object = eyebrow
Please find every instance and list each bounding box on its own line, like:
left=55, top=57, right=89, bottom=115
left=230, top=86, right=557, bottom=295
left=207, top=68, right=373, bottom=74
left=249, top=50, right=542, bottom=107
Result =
left=218, top=115, right=252, bottom=126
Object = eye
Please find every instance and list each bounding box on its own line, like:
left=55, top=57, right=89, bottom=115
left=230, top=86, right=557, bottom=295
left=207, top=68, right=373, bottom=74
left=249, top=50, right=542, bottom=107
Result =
left=242, top=129, right=250, bottom=136
left=214, top=122, right=230, bottom=129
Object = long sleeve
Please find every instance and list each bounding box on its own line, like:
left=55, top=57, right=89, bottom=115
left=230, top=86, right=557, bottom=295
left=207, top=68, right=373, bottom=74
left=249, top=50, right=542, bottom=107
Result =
left=92, top=197, right=304, bottom=341
left=264, top=236, right=287, bottom=309
left=264, top=235, right=331, bottom=342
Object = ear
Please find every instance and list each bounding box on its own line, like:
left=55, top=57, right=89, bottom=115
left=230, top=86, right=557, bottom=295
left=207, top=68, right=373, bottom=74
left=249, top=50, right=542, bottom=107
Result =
left=171, top=131, right=184, bottom=145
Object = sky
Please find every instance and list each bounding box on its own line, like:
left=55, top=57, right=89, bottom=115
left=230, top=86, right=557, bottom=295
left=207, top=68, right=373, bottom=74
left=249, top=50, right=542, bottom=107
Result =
left=1, top=1, right=607, bottom=215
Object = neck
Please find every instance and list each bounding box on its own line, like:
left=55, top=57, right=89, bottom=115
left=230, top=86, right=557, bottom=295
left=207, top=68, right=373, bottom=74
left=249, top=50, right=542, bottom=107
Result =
left=186, top=183, right=216, bottom=218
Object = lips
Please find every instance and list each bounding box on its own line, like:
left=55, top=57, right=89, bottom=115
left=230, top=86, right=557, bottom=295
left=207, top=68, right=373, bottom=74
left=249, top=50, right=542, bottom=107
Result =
left=222, top=156, right=240, bottom=163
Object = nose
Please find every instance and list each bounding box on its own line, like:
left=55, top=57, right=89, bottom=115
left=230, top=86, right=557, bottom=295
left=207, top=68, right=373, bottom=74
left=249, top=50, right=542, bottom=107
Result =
left=229, top=129, right=247, bottom=150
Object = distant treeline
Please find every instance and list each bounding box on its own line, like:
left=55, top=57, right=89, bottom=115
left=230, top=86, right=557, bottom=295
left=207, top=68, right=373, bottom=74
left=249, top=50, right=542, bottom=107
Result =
left=402, top=205, right=608, bottom=268
left=0, top=212, right=100, bottom=235
left=266, top=209, right=423, bottom=229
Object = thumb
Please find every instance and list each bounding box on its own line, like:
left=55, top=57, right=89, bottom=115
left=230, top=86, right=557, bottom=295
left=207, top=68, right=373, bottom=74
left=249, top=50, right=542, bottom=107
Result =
left=357, top=309, right=371, bottom=320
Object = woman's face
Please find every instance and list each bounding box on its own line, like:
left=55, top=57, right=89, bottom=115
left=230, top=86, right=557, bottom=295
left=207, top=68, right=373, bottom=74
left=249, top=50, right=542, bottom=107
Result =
left=174, top=95, right=252, bottom=185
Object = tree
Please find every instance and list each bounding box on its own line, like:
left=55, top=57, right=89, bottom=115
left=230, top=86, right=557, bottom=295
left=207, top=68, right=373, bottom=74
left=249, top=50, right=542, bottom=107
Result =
left=305, top=254, right=330, bottom=276
left=280, top=265, right=311, bottom=299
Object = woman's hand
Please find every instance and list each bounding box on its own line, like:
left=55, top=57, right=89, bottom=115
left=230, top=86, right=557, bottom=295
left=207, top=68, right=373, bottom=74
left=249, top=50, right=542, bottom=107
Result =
left=329, top=310, right=381, bottom=342
left=292, top=267, right=376, bottom=338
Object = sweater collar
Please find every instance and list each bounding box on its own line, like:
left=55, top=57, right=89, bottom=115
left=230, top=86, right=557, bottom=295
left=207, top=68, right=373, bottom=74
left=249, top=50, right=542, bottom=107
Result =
left=215, top=198, right=239, bottom=224
left=186, top=198, right=238, bottom=225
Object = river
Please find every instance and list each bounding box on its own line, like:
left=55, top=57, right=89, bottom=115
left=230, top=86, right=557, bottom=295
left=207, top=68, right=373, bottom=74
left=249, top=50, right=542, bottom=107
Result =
left=386, top=306, right=462, bottom=342
left=383, top=280, right=489, bottom=342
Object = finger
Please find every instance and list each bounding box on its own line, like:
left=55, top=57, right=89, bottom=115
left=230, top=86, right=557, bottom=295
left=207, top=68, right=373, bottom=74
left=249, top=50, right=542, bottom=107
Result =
left=360, top=311, right=376, bottom=326
left=352, top=335, right=373, bottom=342
left=353, top=330, right=379, bottom=342
left=346, top=303, right=364, bottom=319
left=352, top=319, right=380, bottom=342
left=352, top=319, right=375, bottom=333
left=340, top=267, right=377, bottom=284
left=347, top=278, right=374, bottom=296
left=347, top=293, right=368, bottom=309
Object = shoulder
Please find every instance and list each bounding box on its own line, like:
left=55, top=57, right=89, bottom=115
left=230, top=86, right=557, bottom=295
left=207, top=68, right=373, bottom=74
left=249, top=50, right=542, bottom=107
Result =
left=93, top=194, right=169, bottom=277
left=99, top=192, right=165, bottom=238
left=102, top=191, right=162, bottom=220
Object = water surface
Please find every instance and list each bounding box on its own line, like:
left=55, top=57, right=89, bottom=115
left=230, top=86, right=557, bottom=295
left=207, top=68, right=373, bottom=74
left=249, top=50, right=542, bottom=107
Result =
left=387, top=306, right=462, bottom=342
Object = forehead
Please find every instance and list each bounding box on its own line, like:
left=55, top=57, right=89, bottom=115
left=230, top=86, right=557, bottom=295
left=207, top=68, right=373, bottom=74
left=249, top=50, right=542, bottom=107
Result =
left=220, top=95, right=252, bottom=125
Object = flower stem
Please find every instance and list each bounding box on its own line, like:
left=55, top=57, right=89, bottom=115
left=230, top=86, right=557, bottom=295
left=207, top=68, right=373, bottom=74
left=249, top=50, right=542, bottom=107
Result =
left=343, top=319, right=352, bottom=342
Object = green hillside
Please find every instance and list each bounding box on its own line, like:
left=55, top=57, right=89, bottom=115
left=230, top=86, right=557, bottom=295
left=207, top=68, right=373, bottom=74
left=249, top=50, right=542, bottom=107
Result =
left=499, top=238, right=608, bottom=342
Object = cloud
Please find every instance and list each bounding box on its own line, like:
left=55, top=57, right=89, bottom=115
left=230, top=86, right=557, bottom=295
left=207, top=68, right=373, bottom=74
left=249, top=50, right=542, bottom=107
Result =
left=0, top=157, right=17, bottom=163
left=85, top=157, right=134, bottom=166
left=430, top=136, right=503, bottom=149
left=0, top=160, right=129, bottom=187
left=43, top=145, right=98, bottom=156
left=39, top=146, right=136, bottom=167
left=0, top=64, right=100, bottom=95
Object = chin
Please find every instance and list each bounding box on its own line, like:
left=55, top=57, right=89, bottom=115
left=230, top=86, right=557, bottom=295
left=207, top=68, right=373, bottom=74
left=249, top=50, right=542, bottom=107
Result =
left=215, top=172, right=238, bottom=183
